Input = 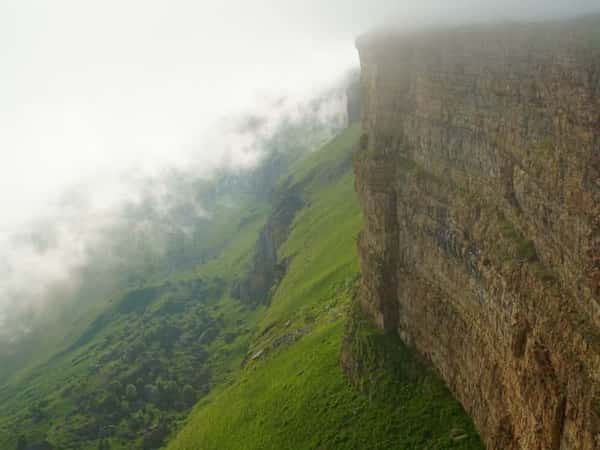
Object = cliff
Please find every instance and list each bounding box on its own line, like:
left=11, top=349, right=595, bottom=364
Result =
left=352, top=16, right=600, bottom=449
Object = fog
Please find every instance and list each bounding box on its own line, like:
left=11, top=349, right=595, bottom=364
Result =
left=2, top=0, right=599, bottom=339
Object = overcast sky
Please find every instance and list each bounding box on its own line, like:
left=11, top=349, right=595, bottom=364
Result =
left=2, top=0, right=599, bottom=226
left=1, top=0, right=599, bottom=334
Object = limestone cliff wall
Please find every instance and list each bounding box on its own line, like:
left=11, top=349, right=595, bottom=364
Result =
left=353, top=17, right=600, bottom=449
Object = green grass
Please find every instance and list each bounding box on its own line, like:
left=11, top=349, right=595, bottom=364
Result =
left=259, top=136, right=362, bottom=326
left=167, top=126, right=482, bottom=450
left=0, top=195, right=271, bottom=450
left=1, top=125, right=483, bottom=450
left=169, top=316, right=481, bottom=450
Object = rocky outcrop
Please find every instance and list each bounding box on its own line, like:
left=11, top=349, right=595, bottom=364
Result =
left=232, top=186, right=303, bottom=305
left=352, top=16, right=600, bottom=449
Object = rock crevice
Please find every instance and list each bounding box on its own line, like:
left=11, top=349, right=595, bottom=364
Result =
left=232, top=187, right=304, bottom=305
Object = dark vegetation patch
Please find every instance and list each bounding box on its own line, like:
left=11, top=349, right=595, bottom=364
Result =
left=116, top=286, right=165, bottom=314
left=1, top=276, right=238, bottom=450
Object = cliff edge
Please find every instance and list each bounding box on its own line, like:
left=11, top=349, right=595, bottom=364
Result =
left=352, top=16, right=600, bottom=449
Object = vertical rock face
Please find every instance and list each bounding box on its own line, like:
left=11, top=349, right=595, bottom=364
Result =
left=353, top=17, right=600, bottom=449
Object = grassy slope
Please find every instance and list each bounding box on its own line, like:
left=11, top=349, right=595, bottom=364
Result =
left=0, top=197, right=271, bottom=450
left=0, top=125, right=483, bottom=450
left=167, top=126, right=483, bottom=450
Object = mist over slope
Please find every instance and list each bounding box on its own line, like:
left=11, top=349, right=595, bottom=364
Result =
left=0, top=83, right=348, bottom=383
left=0, top=118, right=485, bottom=450
left=0, top=82, right=356, bottom=449
left=3, top=0, right=599, bottom=347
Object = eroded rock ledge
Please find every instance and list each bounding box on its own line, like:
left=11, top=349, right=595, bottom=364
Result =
left=232, top=184, right=304, bottom=305
left=352, top=16, right=600, bottom=449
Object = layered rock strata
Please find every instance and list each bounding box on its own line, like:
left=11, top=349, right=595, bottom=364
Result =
left=353, top=17, right=600, bottom=449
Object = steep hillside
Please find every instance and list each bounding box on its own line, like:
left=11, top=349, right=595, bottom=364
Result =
left=352, top=16, right=600, bottom=450
left=167, top=126, right=482, bottom=449
left=0, top=110, right=343, bottom=450
left=1, top=116, right=484, bottom=449
left=0, top=195, right=272, bottom=450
